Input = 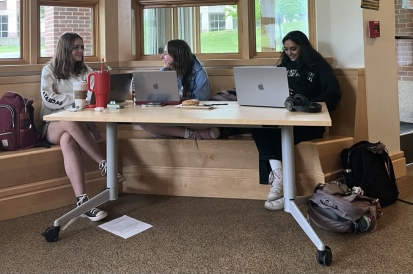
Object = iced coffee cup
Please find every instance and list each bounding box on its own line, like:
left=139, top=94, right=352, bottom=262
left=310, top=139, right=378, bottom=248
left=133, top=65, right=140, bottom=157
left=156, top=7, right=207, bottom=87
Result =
left=73, top=81, right=87, bottom=109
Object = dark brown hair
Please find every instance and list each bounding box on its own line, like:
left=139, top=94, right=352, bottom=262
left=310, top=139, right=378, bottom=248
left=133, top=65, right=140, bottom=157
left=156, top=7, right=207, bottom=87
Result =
left=49, top=32, right=88, bottom=79
left=166, top=39, right=193, bottom=99
left=278, top=30, right=333, bottom=82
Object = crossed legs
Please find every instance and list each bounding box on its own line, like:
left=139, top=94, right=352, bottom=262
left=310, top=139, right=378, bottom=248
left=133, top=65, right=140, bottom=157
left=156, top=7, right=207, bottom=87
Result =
left=46, top=121, right=104, bottom=196
left=45, top=121, right=109, bottom=221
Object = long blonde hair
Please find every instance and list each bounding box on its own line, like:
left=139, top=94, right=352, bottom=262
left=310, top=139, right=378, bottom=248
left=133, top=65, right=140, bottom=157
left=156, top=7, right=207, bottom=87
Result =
left=49, top=32, right=88, bottom=79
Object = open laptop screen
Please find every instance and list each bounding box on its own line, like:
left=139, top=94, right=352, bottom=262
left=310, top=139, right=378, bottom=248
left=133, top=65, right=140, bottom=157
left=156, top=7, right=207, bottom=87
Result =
left=234, top=66, right=289, bottom=108
left=132, top=71, right=181, bottom=105
left=108, top=73, right=133, bottom=102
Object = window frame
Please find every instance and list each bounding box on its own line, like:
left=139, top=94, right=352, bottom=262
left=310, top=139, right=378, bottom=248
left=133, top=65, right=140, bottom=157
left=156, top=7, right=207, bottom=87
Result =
left=0, top=0, right=316, bottom=69
left=0, top=0, right=100, bottom=66
left=0, top=0, right=23, bottom=64
left=136, top=1, right=241, bottom=61
left=135, top=0, right=315, bottom=61
left=38, top=0, right=100, bottom=64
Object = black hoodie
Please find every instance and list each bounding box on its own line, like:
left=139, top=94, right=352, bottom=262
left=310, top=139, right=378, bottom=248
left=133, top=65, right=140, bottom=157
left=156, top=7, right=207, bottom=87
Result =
left=283, top=60, right=341, bottom=112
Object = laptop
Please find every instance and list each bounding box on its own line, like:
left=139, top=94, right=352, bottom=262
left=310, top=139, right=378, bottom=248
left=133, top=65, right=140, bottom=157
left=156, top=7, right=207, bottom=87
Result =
left=108, top=73, right=133, bottom=102
left=132, top=71, right=181, bottom=105
left=233, top=66, right=290, bottom=108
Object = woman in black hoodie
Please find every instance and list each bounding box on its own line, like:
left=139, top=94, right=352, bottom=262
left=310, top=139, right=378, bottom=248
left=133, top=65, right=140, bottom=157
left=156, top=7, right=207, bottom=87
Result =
left=255, top=30, right=341, bottom=211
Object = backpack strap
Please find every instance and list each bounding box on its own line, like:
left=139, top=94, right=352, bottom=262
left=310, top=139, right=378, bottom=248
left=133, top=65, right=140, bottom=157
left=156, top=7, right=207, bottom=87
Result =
left=320, top=180, right=349, bottom=195
left=25, top=100, right=40, bottom=134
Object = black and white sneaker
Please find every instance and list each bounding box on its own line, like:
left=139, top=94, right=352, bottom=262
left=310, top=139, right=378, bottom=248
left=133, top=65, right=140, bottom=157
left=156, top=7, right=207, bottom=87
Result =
left=76, top=194, right=108, bottom=222
left=99, top=160, right=126, bottom=183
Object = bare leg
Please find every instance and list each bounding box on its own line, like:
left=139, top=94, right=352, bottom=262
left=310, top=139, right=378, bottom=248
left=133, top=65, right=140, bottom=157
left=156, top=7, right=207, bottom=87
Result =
left=47, top=121, right=104, bottom=164
left=45, top=121, right=109, bottom=221
left=59, top=132, right=85, bottom=196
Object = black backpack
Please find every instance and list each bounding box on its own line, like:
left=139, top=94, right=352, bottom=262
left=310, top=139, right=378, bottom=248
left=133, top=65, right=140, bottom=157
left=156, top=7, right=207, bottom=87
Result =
left=340, top=141, right=399, bottom=207
left=308, top=180, right=382, bottom=233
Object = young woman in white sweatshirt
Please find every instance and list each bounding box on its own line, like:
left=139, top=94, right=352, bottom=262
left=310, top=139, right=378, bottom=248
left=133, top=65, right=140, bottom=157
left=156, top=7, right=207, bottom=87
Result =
left=40, top=32, right=124, bottom=222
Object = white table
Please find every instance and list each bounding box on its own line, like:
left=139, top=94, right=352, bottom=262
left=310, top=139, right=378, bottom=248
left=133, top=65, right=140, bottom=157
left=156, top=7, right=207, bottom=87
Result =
left=42, top=101, right=333, bottom=265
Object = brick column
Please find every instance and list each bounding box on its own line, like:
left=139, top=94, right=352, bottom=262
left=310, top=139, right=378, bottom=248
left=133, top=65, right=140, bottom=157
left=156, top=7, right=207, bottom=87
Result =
left=395, top=0, right=413, bottom=81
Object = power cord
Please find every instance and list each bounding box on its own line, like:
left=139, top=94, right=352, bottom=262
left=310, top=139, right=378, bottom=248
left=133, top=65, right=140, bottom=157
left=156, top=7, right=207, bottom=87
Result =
left=397, top=198, right=413, bottom=205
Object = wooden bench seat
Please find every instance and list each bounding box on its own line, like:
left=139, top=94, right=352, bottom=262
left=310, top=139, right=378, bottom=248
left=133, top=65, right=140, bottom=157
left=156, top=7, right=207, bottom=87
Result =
left=0, top=141, right=109, bottom=221
left=118, top=125, right=353, bottom=199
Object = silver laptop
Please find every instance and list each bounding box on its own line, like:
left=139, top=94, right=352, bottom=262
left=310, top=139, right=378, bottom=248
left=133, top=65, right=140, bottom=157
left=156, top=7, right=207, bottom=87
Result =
left=234, top=66, right=289, bottom=108
left=132, top=71, right=181, bottom=105
left=108, top=73, right=133, bottom=102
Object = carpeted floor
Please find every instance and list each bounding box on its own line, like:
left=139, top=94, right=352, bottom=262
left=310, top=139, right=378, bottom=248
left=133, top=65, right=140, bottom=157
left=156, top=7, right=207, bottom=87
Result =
left=1, top=166, right=412, bottom=274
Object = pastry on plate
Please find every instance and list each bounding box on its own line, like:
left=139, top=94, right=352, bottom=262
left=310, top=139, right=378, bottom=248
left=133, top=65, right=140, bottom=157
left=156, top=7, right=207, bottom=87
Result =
left=182, top=99, right=200, bottom=106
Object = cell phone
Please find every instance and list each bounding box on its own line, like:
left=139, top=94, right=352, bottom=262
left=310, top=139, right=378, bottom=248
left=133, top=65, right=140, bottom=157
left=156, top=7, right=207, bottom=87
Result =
left=140, top=102, right=166, bottom=107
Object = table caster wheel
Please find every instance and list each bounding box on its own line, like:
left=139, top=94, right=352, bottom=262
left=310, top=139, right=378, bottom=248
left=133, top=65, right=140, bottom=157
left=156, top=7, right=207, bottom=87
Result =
left=316, top=246, right=332, bottom=266
left=41, top=226, right=60, bottom=242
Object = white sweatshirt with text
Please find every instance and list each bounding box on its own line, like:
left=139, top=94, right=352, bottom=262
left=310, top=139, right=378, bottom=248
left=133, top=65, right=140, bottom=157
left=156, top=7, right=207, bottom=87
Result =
left=40, top=64, right=94, bottom=120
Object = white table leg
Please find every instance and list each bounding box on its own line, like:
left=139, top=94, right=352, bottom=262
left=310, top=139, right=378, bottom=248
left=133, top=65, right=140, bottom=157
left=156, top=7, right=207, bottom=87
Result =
left=106, top=122, right=118, bottom=200
left=280, top=125, right=326, bottom=251
left=281, top=125, right=296, bottom=209
left=53, top=190, right=110, bottom=227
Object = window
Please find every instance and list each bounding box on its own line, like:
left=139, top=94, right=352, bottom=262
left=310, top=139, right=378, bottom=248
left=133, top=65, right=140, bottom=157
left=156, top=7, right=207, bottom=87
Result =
left=0, top=0, right=20, bottom=59
left=137, top=0, right=312, bottom=59
left=209, top=13, right=225, bottom=31
left=0, top=15, right=7, bottom=37
left=40, top=5, right=94, bottom=58
left=141, top=5, right=238, bottom=55
left=255, top=0, right=309, bottom=53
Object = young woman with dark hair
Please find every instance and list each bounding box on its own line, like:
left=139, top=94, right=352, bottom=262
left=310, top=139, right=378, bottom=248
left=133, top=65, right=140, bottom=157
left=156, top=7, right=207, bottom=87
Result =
left=254, top=30, right=342, bottom=211
left=140, top=39, right=220, bottom=140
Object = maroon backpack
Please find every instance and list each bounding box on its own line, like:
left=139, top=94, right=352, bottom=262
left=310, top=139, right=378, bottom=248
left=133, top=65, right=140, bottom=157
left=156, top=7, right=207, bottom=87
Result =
left=0, top=91, right=40, bottom=151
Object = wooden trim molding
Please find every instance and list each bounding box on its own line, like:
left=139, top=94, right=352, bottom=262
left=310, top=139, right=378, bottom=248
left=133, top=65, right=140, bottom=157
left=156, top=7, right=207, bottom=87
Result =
left=137, top=0, right=238, bottom=8
left=308, top=0, right=316, bottom=46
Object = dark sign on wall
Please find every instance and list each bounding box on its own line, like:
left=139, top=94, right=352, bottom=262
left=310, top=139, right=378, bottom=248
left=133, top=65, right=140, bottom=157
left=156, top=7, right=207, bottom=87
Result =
left=361, top=0, right=380, bottom=10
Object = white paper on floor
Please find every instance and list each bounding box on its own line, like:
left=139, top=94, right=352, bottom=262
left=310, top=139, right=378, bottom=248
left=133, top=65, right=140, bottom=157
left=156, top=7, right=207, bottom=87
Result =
left=98, top=215, right=152, bottom=239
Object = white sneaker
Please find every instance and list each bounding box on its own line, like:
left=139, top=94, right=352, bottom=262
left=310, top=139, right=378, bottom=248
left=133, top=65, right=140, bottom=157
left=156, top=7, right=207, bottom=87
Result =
left=99, top=160, right=126, bottom=183
left=264, top=197, right=285, bottom=211
left=268, top=169, right=283, bottom=201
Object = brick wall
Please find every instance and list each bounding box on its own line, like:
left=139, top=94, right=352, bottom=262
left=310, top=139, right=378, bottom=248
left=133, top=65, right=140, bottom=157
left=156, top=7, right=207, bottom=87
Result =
left=395, top=0, right=413, bottom=82
left=44, top=6, right=93, bottom=57
left=395, top=0, right=413, bottom=123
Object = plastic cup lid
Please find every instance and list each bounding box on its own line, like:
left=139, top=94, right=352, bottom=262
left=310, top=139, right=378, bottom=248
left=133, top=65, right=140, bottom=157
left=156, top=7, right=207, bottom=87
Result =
left=73, top=81, right=87, bottom=89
